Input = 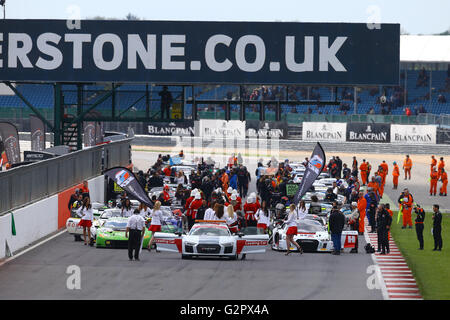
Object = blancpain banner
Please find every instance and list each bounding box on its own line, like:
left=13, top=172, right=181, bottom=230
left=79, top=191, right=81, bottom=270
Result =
left=302, top=122, right=347, bottom=142
left=196, top=120, right=246, bottom=139
left=390, top=125, right=437, bottom=144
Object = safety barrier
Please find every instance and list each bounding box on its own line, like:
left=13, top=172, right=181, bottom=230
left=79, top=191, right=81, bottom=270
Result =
left=0, top=138, right=133, bottom=216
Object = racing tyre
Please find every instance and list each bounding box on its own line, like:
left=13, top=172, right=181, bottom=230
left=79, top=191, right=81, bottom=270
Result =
left=74, top=235, right=82, bottom=242
left=89, top=237, right=95, bottom=247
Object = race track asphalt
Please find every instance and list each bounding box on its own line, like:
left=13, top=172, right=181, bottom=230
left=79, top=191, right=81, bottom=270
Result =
left=0, top=231, right=380, bottom=300
left=0, top=150, right=383, bottom=300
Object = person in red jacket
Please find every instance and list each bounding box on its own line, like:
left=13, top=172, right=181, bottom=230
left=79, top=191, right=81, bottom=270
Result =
left=243, top=194, right=259, bottom=227
left=163, top=165, right=172, bottom=177
left=162, top=185, right=171, bottom=202
left=187, top=192, right=203, bottom=230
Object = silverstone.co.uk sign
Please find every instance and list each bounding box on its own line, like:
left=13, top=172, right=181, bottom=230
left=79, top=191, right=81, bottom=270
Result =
left=0, top=20, right=399, bottom=85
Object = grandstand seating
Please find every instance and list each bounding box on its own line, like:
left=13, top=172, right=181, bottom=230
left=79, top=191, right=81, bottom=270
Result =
left=0, top=70, right=448, bottom=118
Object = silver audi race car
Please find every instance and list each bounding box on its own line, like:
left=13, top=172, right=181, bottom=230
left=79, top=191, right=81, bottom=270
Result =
left=271, top=219, right=358, bottom=253
left=154, top=221, right=269, bottom=260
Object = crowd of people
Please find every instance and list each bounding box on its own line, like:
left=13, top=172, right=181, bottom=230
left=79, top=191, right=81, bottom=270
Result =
left=69, top=150, right=446, bottom=257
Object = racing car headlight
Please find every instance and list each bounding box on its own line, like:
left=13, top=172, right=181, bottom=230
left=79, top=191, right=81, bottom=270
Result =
left=185, top=241, right=196, bottom=246
left=222, top=242, right=233, bottom=247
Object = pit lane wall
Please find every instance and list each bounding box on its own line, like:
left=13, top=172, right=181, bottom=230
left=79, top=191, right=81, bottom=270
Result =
left=0, top=175, right=105, bottom=259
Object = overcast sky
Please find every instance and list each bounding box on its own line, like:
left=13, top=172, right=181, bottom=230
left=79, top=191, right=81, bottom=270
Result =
left=4, top=0, right=450, bottom=34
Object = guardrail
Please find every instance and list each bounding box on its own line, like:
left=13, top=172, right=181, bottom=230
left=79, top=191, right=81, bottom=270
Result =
left=0, top=138, right=133, bottom=216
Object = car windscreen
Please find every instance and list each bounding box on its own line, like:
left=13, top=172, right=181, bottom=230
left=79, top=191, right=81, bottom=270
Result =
left=190, top=226, right=230, bottom=237
left=103, top=221, right=128, bottom=230
left=101, top=210, right=122, bottom=219
left=297, top=222, right=325, bottom=232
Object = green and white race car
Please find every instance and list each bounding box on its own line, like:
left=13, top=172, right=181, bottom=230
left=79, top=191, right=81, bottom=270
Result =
left=93, top=217, right=178, bottom=248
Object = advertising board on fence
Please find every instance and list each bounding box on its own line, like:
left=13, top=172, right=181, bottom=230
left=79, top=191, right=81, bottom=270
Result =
left=195, top=120, right=246, bottom=139
left=302, top=122, right=346, bottom=142
left=390, top=125, right=437, bottom=144
left=346, top=123, right=390, bottom=143
left=147, top=121, right=195, bottom=136
left=246, top=120, right=286, bottom=139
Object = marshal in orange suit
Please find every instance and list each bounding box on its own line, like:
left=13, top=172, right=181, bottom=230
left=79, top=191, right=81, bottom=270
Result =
left=392, top=162, right=400, bottom=190
left=440, top=169, right=448, bottom=196
left=403, top=155, right=412, bottom=180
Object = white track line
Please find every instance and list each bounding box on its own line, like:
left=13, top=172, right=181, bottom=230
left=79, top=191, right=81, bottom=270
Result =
left=363, top=217, right=422, bottom=300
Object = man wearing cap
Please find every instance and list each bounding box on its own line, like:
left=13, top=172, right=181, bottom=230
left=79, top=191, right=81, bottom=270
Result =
left=392, top=161, right=400, bottom=190
left=68, top=188, right=80, bottom=211
left=414, top=204, right=425, bottom=250
left=403, top=155, right=412, bottom=180
left=398, top=188, right=414, bottom=229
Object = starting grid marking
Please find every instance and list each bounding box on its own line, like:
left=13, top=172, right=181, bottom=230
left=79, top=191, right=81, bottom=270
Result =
left=363, top=218, right=423, bottom=300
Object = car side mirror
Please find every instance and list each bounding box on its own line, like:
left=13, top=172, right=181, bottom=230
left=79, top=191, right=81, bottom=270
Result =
left=175, top=231, right=182, bottom=237
left=237, top=232, right=244, bottom=238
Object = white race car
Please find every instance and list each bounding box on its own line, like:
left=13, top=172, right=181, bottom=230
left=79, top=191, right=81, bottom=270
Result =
left=271, top=219, right=358, bottom=252
left=66, top=206, right=104, bottom=241
left=317, top=178, right=337, bottom=186
left=154, top=221, right=269, bottom=260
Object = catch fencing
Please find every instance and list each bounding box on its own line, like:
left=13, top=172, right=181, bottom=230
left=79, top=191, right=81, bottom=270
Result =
left=0, top=138, right=133, bottom=216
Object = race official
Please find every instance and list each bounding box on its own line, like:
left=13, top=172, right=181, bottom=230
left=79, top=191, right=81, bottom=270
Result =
left=430, top=168, right=439, bottom=196
left=403, top=155, right=412, bottom=180
left=348, top=202, right=360, bottom=253
left=125, top=209, right=146, bottom=261
left=432, top=204, right=443, bottom=251
left=392, top=162, right=400, bottom=190
left=398, top=188, right=414, bottom=229
left=414, top=205, right=425, bottom=250
left=376, top=204, right=392, bottom=254
left=440, top=168, right=448, bottom=197
left=329, top=207, right=345, bottom=255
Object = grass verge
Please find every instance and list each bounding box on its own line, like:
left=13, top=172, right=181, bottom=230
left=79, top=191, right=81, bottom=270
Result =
left=390, top=212, right=450, bottom=300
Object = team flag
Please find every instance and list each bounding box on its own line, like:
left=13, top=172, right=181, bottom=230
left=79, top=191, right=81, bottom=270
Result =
left=397, top=205, right=403, bottom=224
left=11, top=212, right=16, bottom=236
left=293, top=142, right=326, bottom=205
left=104, top=167, right=153, bottom=208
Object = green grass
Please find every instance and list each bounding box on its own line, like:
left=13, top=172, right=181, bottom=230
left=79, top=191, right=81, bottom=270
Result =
left=390, top=212, right=450, bottom=300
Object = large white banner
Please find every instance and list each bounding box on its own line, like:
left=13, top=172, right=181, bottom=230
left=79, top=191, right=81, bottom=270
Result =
left=302, top=122, right=347, bottom=142
left=195, top=120, right=246, bottom=139
left=390, top=125, right=437, bottom=144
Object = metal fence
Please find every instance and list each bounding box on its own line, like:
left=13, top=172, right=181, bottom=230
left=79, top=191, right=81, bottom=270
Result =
left=0, top=138, right=133, bottom=216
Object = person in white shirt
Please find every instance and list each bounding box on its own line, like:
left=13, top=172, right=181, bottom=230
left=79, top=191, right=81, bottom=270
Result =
left=204, top=201, right=217, bottom=221
left=125, top=209, right=146, bottom=261
left=147, top=201, right=164, bottom=252
left=175, top=170, right=186, bottom=185
left=225, top=205, right=239, bottom=233
left=284, top=204, right=303, bottom=255
left=121, top=199, right=133, bottom=217
left=138, top=203, right=152, bottom=218
left=255, top=201, right=271, bottom=233
left=76, top=197, right=94, bottom=246
left=213, top=203, right=226, bottom=221
left=297, top=200, right=308, bottom=220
